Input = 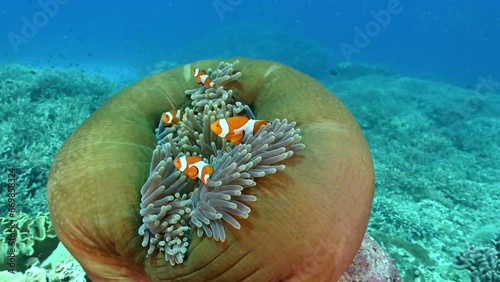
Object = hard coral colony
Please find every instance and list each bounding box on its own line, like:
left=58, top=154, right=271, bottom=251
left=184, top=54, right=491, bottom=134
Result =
left=138, top=61, right=305, bottom=266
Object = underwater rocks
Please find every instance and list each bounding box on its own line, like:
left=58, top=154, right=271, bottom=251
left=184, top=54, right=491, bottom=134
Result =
left=340, top=234, right=402, bottom=282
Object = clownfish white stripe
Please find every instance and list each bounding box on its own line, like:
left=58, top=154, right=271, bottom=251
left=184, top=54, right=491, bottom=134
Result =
left=173, top=156, right=214, bottom=185
left=200, top=74, right=214, bottom=88
left=162, top=109, right=184, bottom=125
left=211, top=116, right=270, bottom=144
left=192, top=161, right=209, bottom=183
left=178, top=156, right=188, bottom=171
left=192, top=68, right=216, bottom=88
left=218, top=118, right=230, bottom=137
left=234, top=119, right=257, bottom=136
left=165, top=112, right=173, bottom=122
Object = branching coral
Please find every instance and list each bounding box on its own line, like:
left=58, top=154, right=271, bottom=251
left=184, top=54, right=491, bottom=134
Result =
left=139, top=61, right=304, bottom=265
left=0, top=65, right=117, bottom=217
left=455, top=232, right=500, bottom=282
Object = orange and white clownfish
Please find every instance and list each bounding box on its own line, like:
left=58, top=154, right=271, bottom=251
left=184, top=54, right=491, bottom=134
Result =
left=174, top=156, right=213, bottom=185
left=192, top=68, right=216, bottom=88
left=211, top=116, right=269, bottom=144
left=161, top=110, right=184, bottom=125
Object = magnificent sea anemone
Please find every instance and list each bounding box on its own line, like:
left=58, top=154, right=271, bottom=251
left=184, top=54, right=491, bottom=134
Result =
left=139, top=61, right=305, bottom=266
left=47, top=58, right=375, bottom=281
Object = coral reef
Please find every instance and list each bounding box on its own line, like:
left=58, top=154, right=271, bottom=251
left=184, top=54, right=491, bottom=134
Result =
left=2, top=54, right=496, bottom=281
left=327, top=62, right=397, bottom=81
left=0, top=64, right=117, bottom=217
left=0, top=242, right=87, bottom=282
left=332, top=72, right=500, bottom=280
left=455, top=232, right=500, bottom=282
left=0, top=212, right=59, bottom=272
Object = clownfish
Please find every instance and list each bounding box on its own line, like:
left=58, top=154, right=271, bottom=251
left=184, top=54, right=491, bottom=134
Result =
left=174, top=156, right=213, bottom=185
left=161, top=110, right=184, bottom=125
left=192, top=68, right=216, bottom=88
left=211, top=116, right=269, bottom=144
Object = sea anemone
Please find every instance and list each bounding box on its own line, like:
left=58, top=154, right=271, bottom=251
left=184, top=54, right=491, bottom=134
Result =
left=184, top=61, right=242, bottom=111
left=139, top=61, right=304, bottom=265
left=47, top=58, right=374, bottom=281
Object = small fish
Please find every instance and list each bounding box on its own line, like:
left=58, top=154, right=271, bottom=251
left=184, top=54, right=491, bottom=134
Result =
left=328, top=69, right=339, bottom=76
left=192, top=68, right=216, bottom=88
left=211, top=116, right=269, bottom=144
left=174, top=156, right=213, bottom=185
left=161, top=110, right=184, bottom=125
left=24, top=257, right=40, bottom=268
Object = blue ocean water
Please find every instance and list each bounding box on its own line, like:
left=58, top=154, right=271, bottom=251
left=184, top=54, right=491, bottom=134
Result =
left=1, top=0, right=499, bottom=85
left=0, top=1, right=499, bottom=281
